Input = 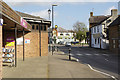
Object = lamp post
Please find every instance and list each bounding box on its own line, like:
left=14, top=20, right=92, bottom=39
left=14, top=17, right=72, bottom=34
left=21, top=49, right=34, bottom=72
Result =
left=52, top=4, right=57, bottom=55
left=48, top=9, right=51, bottom=20
left=48, top=9, right=51, bottom=52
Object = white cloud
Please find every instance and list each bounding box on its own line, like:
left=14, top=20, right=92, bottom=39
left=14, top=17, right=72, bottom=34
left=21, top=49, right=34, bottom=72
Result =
left=30, top=9, right=57, bottom=20
left=104, top=6, right=117, bottom=15
left=31, top=9, right=48, bottom=19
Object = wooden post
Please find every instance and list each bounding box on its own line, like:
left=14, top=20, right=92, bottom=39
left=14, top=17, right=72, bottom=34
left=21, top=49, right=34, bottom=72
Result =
left=23, top=28, right=25, bottom=61
left=0, top=21, right=3, bottom=79
left=14, top=23, right=17, bottom=67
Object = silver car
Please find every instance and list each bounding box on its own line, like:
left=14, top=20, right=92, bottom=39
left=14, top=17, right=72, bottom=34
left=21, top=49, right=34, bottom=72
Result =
left=65, top=42, right=71, bottom=47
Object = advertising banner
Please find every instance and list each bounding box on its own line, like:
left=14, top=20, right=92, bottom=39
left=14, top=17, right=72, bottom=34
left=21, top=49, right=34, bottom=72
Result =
left=6, top=37, right=14, bottom=46
left=20, top=18, right=27, bottom=28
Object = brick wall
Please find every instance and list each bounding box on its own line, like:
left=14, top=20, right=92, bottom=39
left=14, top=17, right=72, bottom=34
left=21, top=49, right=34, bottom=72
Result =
left=0, top=26, right=2, bottom=79
left=41, top=31, right=48, bottom=56
left=3, top=24, right=48, bottom=59
left=109, top=26, right=119, bottom=54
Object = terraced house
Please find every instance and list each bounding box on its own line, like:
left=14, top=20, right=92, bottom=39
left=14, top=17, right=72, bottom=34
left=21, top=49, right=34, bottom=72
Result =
left=108, top=15, right=120, bottom=54
left=89, top=9, right=118, bottom=49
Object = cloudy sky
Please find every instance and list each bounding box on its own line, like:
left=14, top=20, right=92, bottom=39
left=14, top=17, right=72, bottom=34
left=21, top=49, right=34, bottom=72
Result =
left=4, top=0, right=119, bottom=30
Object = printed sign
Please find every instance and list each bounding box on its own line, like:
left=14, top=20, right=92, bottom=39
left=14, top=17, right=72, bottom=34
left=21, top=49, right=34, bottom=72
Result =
left=0, top=19, right=3, bottom=26
left=25, top=39, right=30, bottom=44
left=20, top=18, right=27, bottom=28
left=17, top=37, right=23, bottom=45
left=6, top=37, right=14, bottom=46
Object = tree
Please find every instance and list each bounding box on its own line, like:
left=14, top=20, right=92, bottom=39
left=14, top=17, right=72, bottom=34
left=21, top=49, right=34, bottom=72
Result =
left=73, top=21, right=88, bottom=42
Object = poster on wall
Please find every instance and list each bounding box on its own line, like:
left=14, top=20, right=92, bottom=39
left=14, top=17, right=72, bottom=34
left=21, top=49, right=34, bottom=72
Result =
left=17, top=37, right=23, bottom=45
left=6, top=37, right=14, bottom=46
left=25, top=39, right=30, bottom=44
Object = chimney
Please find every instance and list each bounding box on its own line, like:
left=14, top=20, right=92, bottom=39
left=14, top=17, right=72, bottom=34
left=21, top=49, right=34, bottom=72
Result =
left=90, top=12, right=93, bottom=17
left=111, top=9, right=118, bottom=17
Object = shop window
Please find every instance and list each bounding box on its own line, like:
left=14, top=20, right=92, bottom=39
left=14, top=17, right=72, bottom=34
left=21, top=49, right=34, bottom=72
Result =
left=32, top=25, right=35, bottom=30
left=44, top=25, right=46, bottom=31
left=36, top=25, right=39, bottom=30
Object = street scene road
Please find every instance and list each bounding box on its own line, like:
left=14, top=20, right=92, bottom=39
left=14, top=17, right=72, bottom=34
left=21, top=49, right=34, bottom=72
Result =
left=57, top=45, right=119, bottom=79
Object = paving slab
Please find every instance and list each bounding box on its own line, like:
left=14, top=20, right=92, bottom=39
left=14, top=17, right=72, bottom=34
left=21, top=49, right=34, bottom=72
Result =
left=2, top=56, right=48, bottom=78
left=48, top=51, right=111, bottom=78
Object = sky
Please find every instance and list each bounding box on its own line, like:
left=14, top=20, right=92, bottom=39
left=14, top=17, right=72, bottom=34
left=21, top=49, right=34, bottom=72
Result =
left=4, top=0, right=119, bottom=30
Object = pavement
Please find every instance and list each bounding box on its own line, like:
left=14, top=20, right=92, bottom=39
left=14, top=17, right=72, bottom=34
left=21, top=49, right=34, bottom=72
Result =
left=2, top=50, right=114, bottom=79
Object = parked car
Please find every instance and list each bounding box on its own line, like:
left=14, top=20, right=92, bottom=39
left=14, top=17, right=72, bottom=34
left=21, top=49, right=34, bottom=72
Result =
left=71, top=41, right=79, bottom=45
left=65, top=42, right=71, bottom=47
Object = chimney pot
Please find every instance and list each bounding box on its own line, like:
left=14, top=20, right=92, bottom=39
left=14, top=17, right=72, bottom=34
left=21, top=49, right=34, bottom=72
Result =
left=111, top=9, right=118, bottom=17
left=90, top=12, right=93, bottom=17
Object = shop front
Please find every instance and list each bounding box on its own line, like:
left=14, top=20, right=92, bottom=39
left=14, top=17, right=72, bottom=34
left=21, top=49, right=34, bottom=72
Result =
left=0, top=0, right=32, bottom=79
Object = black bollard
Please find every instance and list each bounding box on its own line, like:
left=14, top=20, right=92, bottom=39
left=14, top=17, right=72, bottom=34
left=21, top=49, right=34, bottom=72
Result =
left=57, top=46, right=58, bottom=52
left=52, top=46, right=53, bottom=55
left=69, top=47, right=71, bottom=60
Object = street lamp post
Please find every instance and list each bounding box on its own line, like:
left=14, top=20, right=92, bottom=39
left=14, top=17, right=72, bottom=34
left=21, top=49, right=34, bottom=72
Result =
left=52, top=4, right=57, bottom=55
left=48, top=9, right=51, bottom=52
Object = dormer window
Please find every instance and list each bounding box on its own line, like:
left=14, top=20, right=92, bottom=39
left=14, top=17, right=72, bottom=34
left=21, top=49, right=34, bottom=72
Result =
left=106, top=19, right=111, bottom=23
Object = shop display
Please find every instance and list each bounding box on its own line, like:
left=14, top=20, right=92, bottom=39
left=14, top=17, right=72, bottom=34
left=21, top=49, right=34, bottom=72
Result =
left=2, top=48, right=14, bottom=66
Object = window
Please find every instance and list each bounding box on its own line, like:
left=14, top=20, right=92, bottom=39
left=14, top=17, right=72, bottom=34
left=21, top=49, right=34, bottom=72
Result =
left=44, top=25, right=46, bottom=31
left=36, top=25, right=39, bottom=30
left=98, top=38, right=99, bottom=44
left=60, top=33, right=63, bottom=36
left=113, top=40, right=116, bottom=48
left=66, top=34, right=69, bottom=36
left=95, top=38, right=96, bottom=44
left=106, top=19, right=111, bottom=23
left=119, top=25, right=120, bottom=32
left=94, top=27, right=96, bottom=33
left=97, top=26, right=99, bottom=32
left=32, top=25, right=35, bottom=30
left=119, top=40, right=120, bottom=48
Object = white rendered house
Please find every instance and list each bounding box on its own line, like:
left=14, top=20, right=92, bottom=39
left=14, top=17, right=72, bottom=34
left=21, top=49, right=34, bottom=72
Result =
left=90, top=9, right=118, bottom=49
left=56, top=27, right=76, bottom=44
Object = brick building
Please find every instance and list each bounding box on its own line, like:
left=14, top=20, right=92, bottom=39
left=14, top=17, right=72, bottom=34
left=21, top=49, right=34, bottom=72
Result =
left=108, top=15, right=120, bottom=54
left=16, top=11, right=51, bottom=57
left=0, top=0, right=50, bottom=79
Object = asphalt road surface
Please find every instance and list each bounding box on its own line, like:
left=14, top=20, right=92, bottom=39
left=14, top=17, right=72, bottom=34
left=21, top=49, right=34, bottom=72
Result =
left=57, top=45, right=119, bottom=79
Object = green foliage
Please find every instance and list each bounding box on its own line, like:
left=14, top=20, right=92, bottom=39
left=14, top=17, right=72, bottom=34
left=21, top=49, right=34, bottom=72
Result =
left=73, top=21, right=88, bottom=42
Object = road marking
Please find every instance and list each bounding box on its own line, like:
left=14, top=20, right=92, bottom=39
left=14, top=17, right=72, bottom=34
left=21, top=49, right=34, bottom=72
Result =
left=85, top=54, right=91, bottom=56
left=87, top=64, right=117, bottom=80
left=76, top=54, right=83, bottom=56
left=94, top=54, right=100, bottom=56
left=102, top=54, right=109, bottom=56
left=105, top=59, right=109, bottom=61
